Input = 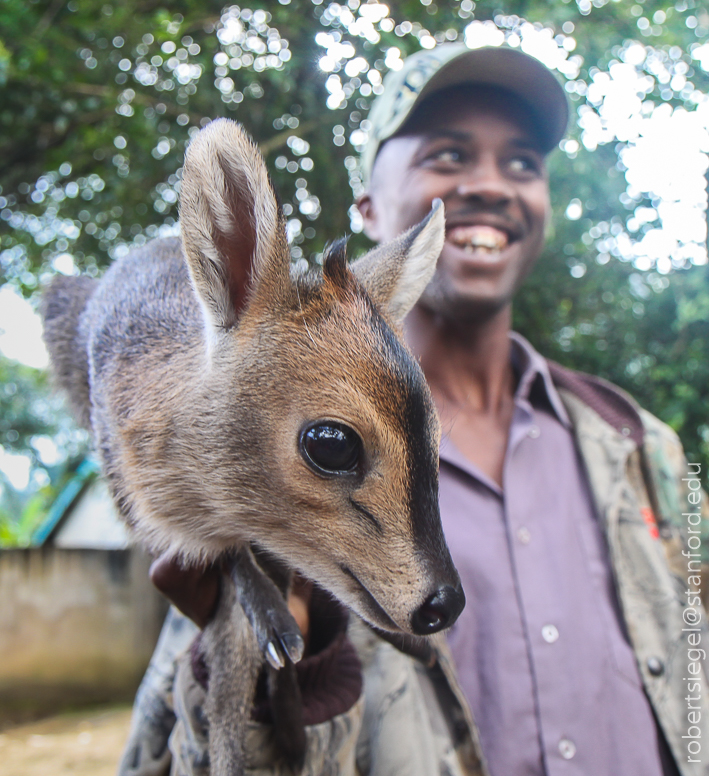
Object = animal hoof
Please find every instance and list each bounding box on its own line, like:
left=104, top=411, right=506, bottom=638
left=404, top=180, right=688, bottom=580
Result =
left=263, top=628, right=304, bottom=669
left=281, top=632, right=305, bottom=664
left=229, top=547, right=305, bottom=668
left=266, top=640, right=286, bottom=669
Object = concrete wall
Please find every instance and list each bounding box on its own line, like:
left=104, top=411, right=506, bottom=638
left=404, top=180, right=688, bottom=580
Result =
left=0, top=548, right=168, bottom=720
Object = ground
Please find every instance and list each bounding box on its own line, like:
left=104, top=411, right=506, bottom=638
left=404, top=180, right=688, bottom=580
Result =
left=0, top=705, right=132, bottom=776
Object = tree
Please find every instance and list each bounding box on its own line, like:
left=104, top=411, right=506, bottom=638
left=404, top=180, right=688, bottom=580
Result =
left=0, top=0, right=707, bottom=542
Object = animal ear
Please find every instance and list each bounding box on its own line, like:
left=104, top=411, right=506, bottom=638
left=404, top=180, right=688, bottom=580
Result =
left=350, top=200, right=445, bottom=327
left=179, top=119, right=289, bottom=331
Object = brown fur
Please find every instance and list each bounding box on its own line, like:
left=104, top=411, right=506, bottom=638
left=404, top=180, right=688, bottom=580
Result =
left=42, top=119, right=463, bottom=774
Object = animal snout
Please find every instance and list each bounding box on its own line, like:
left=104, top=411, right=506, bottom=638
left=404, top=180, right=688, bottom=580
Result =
left=410, top=583, right=466, bottom=635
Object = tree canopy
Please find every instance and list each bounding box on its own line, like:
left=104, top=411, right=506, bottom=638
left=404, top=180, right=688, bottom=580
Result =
left=0, top=0, right=707, bottom=542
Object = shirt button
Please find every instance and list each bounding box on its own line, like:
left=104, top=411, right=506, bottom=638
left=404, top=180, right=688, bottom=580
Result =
left=542, top=624, right=559, bottom=643
left=559, top=738, right=576, bottom=759
left=647, top=657, right=664, bottom=676
left=516, top=527, right=531, bottom=545
left=527, top=425, right=541, bottom=438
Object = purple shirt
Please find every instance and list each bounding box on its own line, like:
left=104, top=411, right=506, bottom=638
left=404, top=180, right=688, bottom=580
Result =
left=442, top=333, right=665, bottom=776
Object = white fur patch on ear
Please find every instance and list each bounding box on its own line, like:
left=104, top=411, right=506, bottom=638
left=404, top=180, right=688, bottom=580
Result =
left=387, top=200, right=445, bottom=325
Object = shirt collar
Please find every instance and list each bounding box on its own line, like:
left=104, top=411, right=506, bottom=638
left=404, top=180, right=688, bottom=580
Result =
left=509, top=332, right=571, bottom=429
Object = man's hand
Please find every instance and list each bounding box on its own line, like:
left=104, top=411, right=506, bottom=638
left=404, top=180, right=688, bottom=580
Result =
left=149, top=553, right=312, bottom=644
left=149, top=555, right=221, bottom=630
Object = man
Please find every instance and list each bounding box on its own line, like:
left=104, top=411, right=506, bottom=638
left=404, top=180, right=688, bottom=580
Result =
left=119, top=44, right=708, bottom=776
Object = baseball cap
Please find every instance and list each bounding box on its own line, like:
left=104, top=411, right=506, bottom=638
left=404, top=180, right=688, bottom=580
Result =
left=361, top=43, right=569, bottom=183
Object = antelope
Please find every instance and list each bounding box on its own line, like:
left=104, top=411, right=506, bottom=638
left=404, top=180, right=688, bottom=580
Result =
left=42, top=119, right=465, bottom=774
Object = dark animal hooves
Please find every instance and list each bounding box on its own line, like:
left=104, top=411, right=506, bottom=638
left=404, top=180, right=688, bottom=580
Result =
left=228, top=547, right=305, bottom=669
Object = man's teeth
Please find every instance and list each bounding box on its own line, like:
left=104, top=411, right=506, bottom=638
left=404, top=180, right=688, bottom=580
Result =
left=449, top=225, right=509, bottom=253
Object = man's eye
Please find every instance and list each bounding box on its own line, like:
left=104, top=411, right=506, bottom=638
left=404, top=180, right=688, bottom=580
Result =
left=508, top=156, right=541, bottom=175
left=426, top=148, right=462, bottom=166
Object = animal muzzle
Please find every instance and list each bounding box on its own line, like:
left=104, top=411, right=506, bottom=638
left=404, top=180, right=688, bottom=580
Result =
left=410, top=582, right=466, bottom=635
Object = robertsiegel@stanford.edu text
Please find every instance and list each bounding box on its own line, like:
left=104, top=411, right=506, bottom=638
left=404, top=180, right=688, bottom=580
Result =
left=682, top=462, right=704, bottom=765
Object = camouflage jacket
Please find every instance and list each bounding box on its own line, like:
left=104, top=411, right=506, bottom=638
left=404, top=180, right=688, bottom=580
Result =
left=118, top=365, right=709, bottom=776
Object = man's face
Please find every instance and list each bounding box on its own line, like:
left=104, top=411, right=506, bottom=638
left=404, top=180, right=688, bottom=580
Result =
left=358, top=88, right=551, bottom=323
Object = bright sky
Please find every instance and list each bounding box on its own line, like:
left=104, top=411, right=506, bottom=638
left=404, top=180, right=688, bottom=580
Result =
left=0, top=286, right=49, bottom=370
left=0, top=288, right=45, bottom=492
left=0, top=288, right=50, bottom=492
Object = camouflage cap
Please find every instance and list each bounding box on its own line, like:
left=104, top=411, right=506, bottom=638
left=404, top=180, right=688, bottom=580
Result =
left=361, top=43, right=569, bottom=183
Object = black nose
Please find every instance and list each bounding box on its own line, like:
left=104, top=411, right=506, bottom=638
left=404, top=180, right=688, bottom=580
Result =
left=410, top=585, right=466, bottom=635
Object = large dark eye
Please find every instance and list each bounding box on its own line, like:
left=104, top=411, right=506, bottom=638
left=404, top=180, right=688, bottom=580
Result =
left=300, top=422, right=362, bottom=475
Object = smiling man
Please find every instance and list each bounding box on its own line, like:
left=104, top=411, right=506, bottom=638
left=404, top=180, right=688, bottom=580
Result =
left=120, top=45, right=707, bottom=776
left=352, top=44, right=704, bottom=776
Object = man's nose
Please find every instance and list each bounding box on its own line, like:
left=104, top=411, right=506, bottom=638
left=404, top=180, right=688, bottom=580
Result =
left=455, top=159, right=513, bottom=206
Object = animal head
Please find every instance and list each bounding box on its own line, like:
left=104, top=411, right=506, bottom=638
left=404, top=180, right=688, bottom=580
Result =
left=178, top=119, right=464, bottom=636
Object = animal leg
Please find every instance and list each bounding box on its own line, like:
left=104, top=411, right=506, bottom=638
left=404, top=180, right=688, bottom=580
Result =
left=201, top=578, right=261, bottom=776
left=234, top=546, right=307, bottom=770
left=250, top=548, right=307, bottom=770
left=230, top=545, right=305, bottom=669
left=267, top=661, right=306, bottom=771
left=203, top=548, right=307, bottom=774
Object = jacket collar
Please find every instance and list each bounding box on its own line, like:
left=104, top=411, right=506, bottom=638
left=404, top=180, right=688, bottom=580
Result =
left=547, top=360, right=645, bottom=448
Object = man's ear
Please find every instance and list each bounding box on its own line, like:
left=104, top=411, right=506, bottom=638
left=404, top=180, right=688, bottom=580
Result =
left=355, top=193, right=383, bottom=243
